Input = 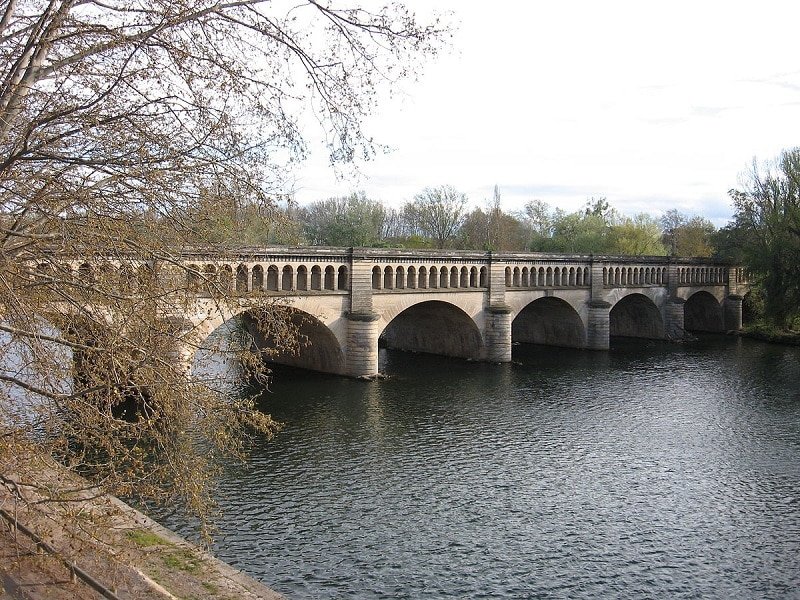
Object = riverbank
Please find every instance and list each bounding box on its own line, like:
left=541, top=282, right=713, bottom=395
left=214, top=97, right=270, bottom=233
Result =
left=0, top=453, right=282, bottom=599
left=739, top=323, right=800, bottom=345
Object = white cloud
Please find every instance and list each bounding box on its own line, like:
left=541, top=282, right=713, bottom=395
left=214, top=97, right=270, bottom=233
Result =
left=290, top=1, right=800, bottom=226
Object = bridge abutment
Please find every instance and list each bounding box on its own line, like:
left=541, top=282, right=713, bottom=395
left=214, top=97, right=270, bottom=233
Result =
left=664, top=298, right=687, bottom=340
left=484, top=306, right=512, bottom=362
left=587, top=301, right=611, bottom=350
left=345, top=253, right=381, bottom=377
left=344, top=313, right=380, bottom=377
left=725, top=295, right=743, bottom=331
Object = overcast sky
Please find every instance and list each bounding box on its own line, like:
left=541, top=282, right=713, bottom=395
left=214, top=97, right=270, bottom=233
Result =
left=290, top=1, right=800, bottom=226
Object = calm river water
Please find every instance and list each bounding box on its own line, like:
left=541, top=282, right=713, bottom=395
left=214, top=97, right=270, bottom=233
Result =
left=154, top=336, right=800, bottom=599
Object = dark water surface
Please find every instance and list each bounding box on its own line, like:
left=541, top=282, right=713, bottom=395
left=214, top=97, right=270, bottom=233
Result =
left=155, top=336, right=800, bottom=599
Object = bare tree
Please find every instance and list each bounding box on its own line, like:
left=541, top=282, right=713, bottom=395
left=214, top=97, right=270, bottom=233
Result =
left=660, top=209, right=688, bottom=255
left=404, top=185, right=467, bottom=248
left=0, top=0, right=448, bottom=536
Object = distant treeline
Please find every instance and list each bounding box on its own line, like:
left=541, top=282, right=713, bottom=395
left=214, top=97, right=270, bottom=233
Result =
left=183, top=157, right=800, bottom=332
left=187, top=185, right=717, bottom=258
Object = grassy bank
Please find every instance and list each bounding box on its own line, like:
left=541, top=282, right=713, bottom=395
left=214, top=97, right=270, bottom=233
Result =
left=0, top=452, right=283, bottom=599
left=740, top=322, right=800, bottom=346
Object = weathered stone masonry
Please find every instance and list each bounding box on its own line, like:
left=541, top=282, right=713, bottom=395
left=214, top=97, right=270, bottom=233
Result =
left=66, top=248, right=749, bottom=378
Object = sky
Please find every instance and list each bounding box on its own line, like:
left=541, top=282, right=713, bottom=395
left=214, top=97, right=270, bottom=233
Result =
left=290, top=1, right=800, bottom=226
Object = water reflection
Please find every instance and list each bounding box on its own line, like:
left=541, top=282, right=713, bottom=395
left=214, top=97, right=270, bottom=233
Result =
left=154, top=335, right=800, bottom=599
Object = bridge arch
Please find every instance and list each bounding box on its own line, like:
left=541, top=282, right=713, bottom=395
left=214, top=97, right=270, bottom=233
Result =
left=239, top=307, right=345, bottom=374
left=609, top=293, right=665, bottom=339
left=379, top=300, right=483, bottom=360
left=512, top=296, right=587, bottom=348
left=684, top=290, right=724, bottom=332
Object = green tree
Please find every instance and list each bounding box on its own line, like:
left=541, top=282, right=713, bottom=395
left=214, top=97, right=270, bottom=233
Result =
left=660, top=210, right=715, bottom=256
left=300, top=192, right=387, bottom=246
left=728, top=148, right=800, bottom=327
left=609, top=214, right=667, bottom=255
left=547, top=209, right=612, bottom=253
left=660, top=209, right=687, bottom=255
left=521, top=199, right=554, bottom=250
left=677, top=216, right=716, bottom=257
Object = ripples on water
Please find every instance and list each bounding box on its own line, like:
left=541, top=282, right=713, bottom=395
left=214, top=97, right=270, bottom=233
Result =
left=155, top=336, right=800, bottom=599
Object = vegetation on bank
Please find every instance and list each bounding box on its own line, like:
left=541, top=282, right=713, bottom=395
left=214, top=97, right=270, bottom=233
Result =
left=721, top=148, right=800, bottom=333
left=740, top=323, right=800, bottom=345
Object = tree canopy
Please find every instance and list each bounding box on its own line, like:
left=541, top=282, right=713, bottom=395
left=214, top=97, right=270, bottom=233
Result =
left=403, top=185, right=467, bottom=249
left=726, top=149, right=800, bottom=327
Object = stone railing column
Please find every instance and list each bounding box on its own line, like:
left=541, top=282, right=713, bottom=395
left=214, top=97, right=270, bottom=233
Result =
left=345, top=250, right=380, bottom=377
left=667, top=261, right=680, bottom=297
left=484, top=254, right=512, bottom=362
left=589, top=256, right=606, bottom=300
left=727, top=266, right=742, bottom=297
left=725, top=295, right=744, bottom=331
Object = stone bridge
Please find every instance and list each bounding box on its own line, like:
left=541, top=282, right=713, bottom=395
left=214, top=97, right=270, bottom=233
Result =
left=148, top=247, right=748, bottom=378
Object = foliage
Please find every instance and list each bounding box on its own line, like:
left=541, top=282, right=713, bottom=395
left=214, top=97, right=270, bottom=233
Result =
left=185, top=196, right=304, bottom=245
left=727, top=148, right=800, bottom=327
left=660, top=210, right=715, bottom=257
left=291, top=192, right=720, bottom=258
left=521, top=199, right=553, bottom=250
left=0, top=0, right=447, bottom=537
left=300, top=192, right=388, bottom=246
left=460, top=186, right=528, bottom=251
left=610, top=214, right=667, bottom=256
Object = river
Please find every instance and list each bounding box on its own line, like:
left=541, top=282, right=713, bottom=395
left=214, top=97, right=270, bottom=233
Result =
left=153, top=336, right=800, bottom=599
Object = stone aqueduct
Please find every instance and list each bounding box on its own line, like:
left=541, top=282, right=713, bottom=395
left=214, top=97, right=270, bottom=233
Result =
left=63, top=247, right=748, bottom=377
left=122, top=247, right=747, bottom=378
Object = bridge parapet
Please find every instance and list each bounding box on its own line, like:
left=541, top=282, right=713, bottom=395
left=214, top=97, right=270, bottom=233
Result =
left=602, top=263, right=669, bottom=287
left=53, top=248, right=738, bottom=298
left=503, top=262, right=591, bottom=288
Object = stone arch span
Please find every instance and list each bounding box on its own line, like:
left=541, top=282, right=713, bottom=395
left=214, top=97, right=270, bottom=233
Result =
left=512, top=297, right=587, bottom=348
left=379, top=300, right=483, bottom=360
left=684, top=290, right=724, bottom=332
left=609, top=293, right=665, bottom=339
left=241, top=308, right=345, bottom=374
left=184, top=296, right=349, bottom=375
